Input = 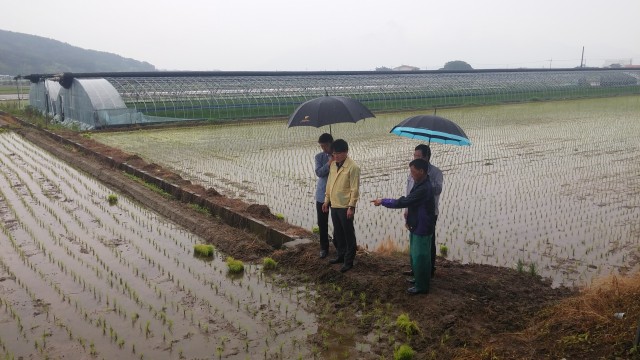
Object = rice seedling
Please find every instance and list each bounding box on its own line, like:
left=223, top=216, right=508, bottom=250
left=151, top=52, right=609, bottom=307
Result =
left=395, top=313, right=420, bottom=338
left=193, top=244, right=215, bottom=257
left=394, top=344, right=416, bottom=360
left=226, top=257, right=244, bottom=274
left=262, top=257, right=277, bottom=271
left=439, top=244, right=449, bottom=257
left=107, top=194, right=118, bottom=205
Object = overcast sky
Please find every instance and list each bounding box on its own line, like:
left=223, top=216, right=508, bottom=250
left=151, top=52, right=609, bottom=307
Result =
left=3, top=0, right=639, bottom=71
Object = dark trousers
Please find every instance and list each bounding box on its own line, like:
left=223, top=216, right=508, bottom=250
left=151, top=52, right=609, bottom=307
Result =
left=316, top=202, right=331, bottom=251
left=410, top=233, right=432, bottom=293
left=330, top=207, right=357, bottom=265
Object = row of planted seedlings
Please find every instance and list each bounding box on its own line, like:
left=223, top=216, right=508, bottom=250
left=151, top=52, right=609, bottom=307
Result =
left=0, top=132, right=318, bottom=359
left=445, top=104, right=639, bottom=286
left=1, top=137, right=186, bottom=359
left=4, top=133, right=320, bottom=358
left=0, top=131, right=318, bottom=358
left=0, top=165, right=127, bottom=359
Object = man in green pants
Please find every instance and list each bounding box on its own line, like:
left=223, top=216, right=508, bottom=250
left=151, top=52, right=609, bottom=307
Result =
left=371, top=158, right=436, bottom=294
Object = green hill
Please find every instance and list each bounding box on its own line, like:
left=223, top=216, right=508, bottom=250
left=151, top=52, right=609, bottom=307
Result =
left=0, top=29, right=156, bottom=75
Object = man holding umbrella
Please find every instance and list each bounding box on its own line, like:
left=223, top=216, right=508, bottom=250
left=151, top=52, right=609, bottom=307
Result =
left=389, top=114, right=469, bottom=279
left=322, top=139, right=360, bottom=273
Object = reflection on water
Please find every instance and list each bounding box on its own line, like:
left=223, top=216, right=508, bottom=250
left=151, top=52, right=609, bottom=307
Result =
left=95, top=96, right=640, bottom=287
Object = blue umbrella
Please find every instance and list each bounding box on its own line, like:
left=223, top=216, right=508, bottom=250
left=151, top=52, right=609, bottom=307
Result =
left=390, top=115, right=471, bottom=146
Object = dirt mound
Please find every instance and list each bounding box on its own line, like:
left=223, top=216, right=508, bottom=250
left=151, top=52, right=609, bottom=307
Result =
left=125, top=154, right=144, bottom=163
left=246, top=204, right=275, bottom=219
left=142, top=162, right=163, bottom=173
left=205, top=187, right=221, bottom=197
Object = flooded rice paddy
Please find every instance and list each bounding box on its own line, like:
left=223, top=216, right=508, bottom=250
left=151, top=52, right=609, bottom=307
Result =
left=0, top=132, right=316, bottom=359
left=94, top=96, right=640, bottom=287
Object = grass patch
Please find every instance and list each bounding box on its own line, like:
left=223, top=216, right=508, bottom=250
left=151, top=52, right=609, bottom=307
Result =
left=190, top=203, right=211, bottom=216
left=123, top=172, right=172, bottom=198
left=193, top=244, right=215, bottom=257
left=526, top=274, right=640, bottom=358
left=262, top=257, right=278, bottom=271
left=374, top=237, right=404, bottom=255
left=226, top=257, right=244, bottom=274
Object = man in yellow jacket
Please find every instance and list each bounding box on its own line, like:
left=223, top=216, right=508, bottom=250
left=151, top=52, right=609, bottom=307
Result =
left=322, top=139, right=360, bottom=273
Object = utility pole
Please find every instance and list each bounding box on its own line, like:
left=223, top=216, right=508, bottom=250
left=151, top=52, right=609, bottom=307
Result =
left=580, top=46, right=585, bottom=68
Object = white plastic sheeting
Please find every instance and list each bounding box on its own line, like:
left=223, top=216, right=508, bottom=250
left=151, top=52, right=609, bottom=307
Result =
left=29, top=79, right=62, bottom=117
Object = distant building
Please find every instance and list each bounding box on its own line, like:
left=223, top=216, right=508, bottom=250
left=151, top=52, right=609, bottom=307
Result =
left=603, top=59, right=633, bottom=67
left=393, top=65, right=420, bottom=71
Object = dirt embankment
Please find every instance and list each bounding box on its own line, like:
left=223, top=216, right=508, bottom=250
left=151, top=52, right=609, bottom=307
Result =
left=7, top=113, right=635, bottom=359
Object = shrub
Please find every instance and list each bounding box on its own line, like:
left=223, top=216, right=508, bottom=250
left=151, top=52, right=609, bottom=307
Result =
left=312, top=225, right=320, bottom=234
left=226, top=257, right=244, bottom=273
left=193, top=244, right=215, bottom=257
left=439, top=244, right=448, bottom=257
left=262, top=257, right=278, bottom=271
left=394, top=344, right=415, bottom=360
left=107, top=194, right=118, bottom=205
left=275, top=213, right=285, bottom=220
left=395, top=313, right=419, bottom=337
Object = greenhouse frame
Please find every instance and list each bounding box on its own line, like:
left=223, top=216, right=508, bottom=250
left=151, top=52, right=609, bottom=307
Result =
left=23, top=68, right=640, bottom=129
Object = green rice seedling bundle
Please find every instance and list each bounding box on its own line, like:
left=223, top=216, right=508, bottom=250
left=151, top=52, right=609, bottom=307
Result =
left=262, top=257, right=277, bottom=271
left=193, top=244, right=215, bottom=257
left=226, top=257, right=244, bottom=273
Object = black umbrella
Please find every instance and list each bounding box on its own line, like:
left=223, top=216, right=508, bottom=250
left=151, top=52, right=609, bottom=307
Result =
left=390, top=115, right=471, bottom=146
left=287, top=95, right=375, bottom=133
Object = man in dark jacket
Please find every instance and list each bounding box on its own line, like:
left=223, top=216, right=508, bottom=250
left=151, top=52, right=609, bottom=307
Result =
left=372, top=158, right=435, bottom=294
